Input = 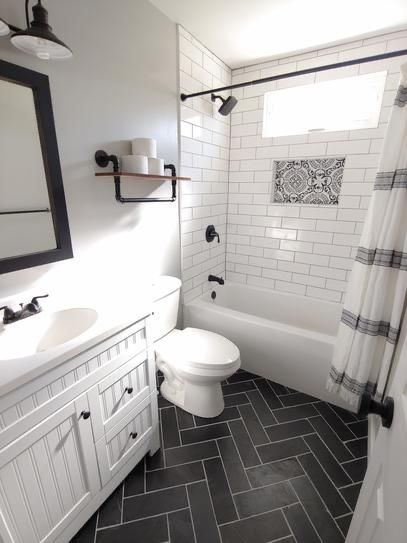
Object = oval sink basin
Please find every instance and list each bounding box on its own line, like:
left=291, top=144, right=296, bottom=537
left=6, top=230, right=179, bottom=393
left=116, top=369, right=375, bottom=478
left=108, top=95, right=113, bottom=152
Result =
left=0, top=308, right=98, bottom=360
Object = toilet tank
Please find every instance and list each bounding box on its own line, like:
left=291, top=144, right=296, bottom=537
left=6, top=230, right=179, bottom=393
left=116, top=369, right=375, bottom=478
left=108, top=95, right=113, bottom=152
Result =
left=151, top=276, right=182, bottom=341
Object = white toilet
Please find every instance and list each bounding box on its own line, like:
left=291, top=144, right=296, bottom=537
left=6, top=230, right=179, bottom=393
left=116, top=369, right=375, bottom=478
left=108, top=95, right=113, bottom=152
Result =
left=152, top=276, right=241, bottom=418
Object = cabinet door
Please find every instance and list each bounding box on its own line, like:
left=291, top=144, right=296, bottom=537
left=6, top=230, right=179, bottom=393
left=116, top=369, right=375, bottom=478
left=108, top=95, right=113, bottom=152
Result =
left=96, top=393, right=158, bottom=487
left=88, top=349, right=152, bottom=442
left=0, top=394, right=99, bottom=543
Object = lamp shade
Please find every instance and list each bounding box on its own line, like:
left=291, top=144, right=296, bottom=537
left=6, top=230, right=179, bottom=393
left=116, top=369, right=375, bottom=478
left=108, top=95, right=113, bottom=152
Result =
left=10, top=1, right=72, bottom=60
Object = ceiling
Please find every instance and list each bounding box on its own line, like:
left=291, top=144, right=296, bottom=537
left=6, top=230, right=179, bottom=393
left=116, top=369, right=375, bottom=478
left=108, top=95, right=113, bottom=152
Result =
left=149, top=0, right=407, bottom=68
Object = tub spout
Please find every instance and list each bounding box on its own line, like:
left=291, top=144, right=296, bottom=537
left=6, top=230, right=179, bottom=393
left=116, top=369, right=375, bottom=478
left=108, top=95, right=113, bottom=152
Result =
left=208, top=274, right=224, bottom=285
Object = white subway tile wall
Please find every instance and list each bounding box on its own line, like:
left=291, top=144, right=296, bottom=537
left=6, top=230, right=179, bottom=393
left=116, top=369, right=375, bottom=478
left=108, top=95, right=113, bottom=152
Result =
left=226, top=30, right=407, bottom=303
left=179, top=26, right=231, bottom=303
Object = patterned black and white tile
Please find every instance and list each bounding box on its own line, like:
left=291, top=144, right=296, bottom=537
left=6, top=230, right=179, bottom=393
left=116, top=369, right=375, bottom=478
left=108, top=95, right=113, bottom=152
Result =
left=71, top=370, right=367, bottom=543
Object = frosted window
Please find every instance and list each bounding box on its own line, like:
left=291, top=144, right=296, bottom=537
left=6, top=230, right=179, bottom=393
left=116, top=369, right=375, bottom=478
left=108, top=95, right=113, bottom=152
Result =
left=262, top=71, right=387, bottom=138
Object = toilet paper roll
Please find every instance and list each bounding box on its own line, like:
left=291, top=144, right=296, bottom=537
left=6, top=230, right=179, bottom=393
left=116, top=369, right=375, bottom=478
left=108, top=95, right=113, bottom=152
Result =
left=148, top=158, right=165, bottom=176
left=131, top=138, right=157, bottom=158
left=121, top=155, right=148, bottom=174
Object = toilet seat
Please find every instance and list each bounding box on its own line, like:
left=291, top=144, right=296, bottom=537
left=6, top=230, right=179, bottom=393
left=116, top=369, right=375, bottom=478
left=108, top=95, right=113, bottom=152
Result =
left=155, top=327, right=240, bottom=372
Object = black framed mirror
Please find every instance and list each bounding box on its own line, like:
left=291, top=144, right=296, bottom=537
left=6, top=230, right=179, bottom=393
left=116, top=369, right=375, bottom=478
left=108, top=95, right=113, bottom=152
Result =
left=0, top=59, right=72, bottom=274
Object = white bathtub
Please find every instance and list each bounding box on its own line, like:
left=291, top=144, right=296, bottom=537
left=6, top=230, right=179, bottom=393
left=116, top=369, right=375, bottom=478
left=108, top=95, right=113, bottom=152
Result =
left=183, top=282, right=349, bottom=409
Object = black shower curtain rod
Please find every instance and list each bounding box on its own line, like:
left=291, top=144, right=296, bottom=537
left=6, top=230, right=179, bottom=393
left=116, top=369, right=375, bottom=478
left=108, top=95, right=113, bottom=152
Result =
left=180, top=48, right=407, bottom=101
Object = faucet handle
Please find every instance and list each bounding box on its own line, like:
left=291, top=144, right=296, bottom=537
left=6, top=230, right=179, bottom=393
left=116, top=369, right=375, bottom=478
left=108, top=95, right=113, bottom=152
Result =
left=31, top=294, right=49, bottom=308
left=0, top=306, right=16, bottom=323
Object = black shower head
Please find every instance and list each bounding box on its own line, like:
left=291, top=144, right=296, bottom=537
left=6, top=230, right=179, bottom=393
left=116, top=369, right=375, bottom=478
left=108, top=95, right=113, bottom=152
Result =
left=211, top=93, right=238, bottom=116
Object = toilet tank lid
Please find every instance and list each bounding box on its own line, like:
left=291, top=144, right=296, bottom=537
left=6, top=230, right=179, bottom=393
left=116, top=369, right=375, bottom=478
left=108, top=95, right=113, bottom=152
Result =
left=153, top=276, right=182, bottom=301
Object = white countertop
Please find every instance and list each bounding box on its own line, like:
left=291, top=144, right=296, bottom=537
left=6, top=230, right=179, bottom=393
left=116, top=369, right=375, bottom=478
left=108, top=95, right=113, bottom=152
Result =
left=0, top=287, right=153, bottom=397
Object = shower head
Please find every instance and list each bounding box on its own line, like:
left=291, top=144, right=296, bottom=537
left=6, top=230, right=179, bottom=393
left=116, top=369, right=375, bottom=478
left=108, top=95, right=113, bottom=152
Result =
left=211, top=93, right=238, bottom=116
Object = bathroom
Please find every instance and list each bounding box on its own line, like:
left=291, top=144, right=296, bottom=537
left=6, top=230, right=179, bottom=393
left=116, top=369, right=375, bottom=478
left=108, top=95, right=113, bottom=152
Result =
left=0, top=0, right=406, bottom=541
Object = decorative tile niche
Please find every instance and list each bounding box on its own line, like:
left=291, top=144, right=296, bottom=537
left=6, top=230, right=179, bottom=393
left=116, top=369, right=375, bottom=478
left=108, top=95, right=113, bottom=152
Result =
left=272, top=157, right=345, bottom=205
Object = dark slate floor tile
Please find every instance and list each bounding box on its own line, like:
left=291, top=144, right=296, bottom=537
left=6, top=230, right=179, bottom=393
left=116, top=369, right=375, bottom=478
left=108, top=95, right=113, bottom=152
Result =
left=222, top=381, right=257, bottom=395
left=238, top=404, right=269, bottom=445
left=168, top=508, right=195, bottom=543
left=220, top=509, right=290, bottom=543
left=204, top=457, right=237, bottom=524
left=224, top=392, right=250, bottom=407
left=315, top=402, right=356, bottom=441
left=267, top=380, right=289, bottom=396
left=234, top=481, right=296, bottom=518
left=345, top=438, right=368, bottom=458
left=246, top=390, right=277, bottom=426
left=96, top=515, right=168, bottom=543
left=124, top=457, right=145, bottom=497
left=257, top=437, right=308, bottom=464
left=146, top=461, right=204, bottom=492
left=176, top=407, right=195, bottom=430
left=273, top=403, right=318, bottom=423
left=280, top=392, right=318, bottom=407
left=309, top=416, right=354, bottom=462
left=290, top=476, right=345, bottom=543
left=187, top=481, right=221, bottom=543
left=255, top=379, right=283, bottom=409
left=158, top=395, right=173, bottom=409
left=336, top=514, right=353, bottom=537
left=228, top=419, right=261, bottom=467
left=265, top=419, right=314, bottom=442
left=161, top=407, right=181, bottom=449
left=123, top=486, right=187, bottom=522
left=181, top=422, right=230, bottom=445
left=97, top=484, right=123, bottom=528
left=217, top=436, right=251, bottom=493
left=330, top=405, right=358, bottom=423
left=340, top=483, right=362, bottom=510
left=283, top=502, right=320, bottom=543
left=227, top=370, right=259, bottom=383
left=304, top=434, right=352, bottom=487
left=247, top=458, right=304, bottom=488
left=298, top=453, right=350, bottom=517
left=71, top=513, right=97, bottom=542
left=347, top=420, right=368, bottom=438
left=342, top=457, right=367, bottom=483
left=165, top=440, right=218, bottom=467
left=194, top=407, right=240, bottom=426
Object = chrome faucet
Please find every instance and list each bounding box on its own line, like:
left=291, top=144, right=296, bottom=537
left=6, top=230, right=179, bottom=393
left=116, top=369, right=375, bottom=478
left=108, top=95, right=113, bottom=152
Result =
left=0, top=294, right=49, bottom=325
left=208, top=275, right=224, bottom=285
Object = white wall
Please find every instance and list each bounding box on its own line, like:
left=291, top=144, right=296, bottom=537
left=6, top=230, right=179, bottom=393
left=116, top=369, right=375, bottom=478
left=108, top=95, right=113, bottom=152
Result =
left=227, top=30, right=407, bottom=303
left=178, top=26, right=231, bottom=303
left=0, top=0, right=179, bottom=304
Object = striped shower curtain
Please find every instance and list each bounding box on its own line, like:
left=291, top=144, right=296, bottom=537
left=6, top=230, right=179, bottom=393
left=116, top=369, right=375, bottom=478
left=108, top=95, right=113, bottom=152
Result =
left=327, top=63, right=407, bottom=406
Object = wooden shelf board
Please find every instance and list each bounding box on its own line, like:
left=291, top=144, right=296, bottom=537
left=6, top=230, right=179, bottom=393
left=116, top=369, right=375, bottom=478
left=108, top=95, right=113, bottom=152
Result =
left=95, top=172, right=191, bottom=181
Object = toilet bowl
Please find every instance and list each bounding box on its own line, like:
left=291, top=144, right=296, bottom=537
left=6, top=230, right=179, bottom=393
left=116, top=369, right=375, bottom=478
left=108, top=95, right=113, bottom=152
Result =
left=152, top=277, right=241, bottom=418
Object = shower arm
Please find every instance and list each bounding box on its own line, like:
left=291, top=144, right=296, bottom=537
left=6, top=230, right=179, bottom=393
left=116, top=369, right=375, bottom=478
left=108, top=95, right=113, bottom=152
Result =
left=180, top=48, right=407, bottom=102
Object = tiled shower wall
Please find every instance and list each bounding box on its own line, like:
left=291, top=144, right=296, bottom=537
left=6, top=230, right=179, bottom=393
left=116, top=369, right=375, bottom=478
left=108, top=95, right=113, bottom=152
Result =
left=178, top=27, right=231, bottom=303
left=227, top=30, right=407, bottom=303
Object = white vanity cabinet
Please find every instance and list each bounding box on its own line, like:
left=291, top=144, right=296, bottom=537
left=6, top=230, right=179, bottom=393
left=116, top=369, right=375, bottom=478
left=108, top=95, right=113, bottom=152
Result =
left=0, top=315, right=159, bottom=543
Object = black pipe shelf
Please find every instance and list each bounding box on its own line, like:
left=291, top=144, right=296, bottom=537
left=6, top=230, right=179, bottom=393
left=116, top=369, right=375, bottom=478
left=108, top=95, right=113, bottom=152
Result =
left=95, top=150, right=190, bottom=203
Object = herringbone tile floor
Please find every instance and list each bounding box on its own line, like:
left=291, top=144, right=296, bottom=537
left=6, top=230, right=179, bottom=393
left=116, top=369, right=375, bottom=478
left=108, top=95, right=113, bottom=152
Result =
left=72, top=370, right=367, bottom=543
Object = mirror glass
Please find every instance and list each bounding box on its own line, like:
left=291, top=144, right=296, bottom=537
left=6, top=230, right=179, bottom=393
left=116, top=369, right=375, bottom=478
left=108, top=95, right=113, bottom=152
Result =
left=0, top=78, right=57, bottom=259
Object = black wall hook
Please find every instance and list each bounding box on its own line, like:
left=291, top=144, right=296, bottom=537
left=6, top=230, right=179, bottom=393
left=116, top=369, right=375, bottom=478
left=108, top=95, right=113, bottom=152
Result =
left=358, top=391, right=394, bottom=428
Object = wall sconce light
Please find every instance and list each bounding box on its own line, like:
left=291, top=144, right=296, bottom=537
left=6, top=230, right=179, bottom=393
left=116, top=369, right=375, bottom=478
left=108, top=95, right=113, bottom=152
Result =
left=0, top=0, right=72, bottom=60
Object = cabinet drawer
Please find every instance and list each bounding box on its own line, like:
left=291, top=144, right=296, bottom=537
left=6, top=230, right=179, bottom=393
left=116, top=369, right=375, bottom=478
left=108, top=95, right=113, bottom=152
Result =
left=88, top=349, right=155, bottom=442
left=95, top=393, right=158, bottom=487
left=0, top=319, right=149, bottom=450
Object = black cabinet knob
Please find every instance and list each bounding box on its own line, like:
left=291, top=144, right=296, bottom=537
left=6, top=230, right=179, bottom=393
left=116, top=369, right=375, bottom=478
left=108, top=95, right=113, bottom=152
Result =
left=80, top=410, right=91, bottom=420
left=125, top=387, right=133, bottom=395
left=130, top=432, right=138, bottom=440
